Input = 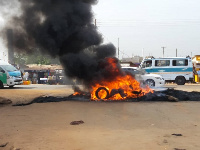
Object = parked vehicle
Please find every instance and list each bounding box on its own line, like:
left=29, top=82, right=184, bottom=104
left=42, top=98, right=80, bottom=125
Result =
left=139, top=57, right=193, bottom=85
left=0, top=60, right=23, bottom=85
left=122, top=67, right=165, bottom=87
left=0, top=66, right=15, bottom=88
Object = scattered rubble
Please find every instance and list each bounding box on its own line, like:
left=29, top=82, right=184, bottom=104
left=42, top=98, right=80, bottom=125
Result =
left=0, top=97, right=12, bottom=105
left=172, top=134, right=183, bottom=136
left=0, top=142, right=20, bottom=150
left=70, top=120, right=84, bottom=125
left=10, top=146, right=21, bottom=150
left=163, top=139, right=168, bottom=143
left=0, top=142, right=8, bottom=147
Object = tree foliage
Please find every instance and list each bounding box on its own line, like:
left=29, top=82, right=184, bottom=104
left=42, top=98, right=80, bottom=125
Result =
left=14, top=49, right=60, bottom=65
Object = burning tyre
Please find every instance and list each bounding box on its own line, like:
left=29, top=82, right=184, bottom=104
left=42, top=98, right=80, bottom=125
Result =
left=95, top=87, right=110, bottom=99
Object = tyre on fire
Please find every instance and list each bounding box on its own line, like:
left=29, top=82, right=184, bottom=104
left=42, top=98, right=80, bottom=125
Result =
left=175, top=76, right=186, bottom=85
left=95, top=87, right=110, bottom=99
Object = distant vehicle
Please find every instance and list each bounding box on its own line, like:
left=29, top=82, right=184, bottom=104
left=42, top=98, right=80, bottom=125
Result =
left=122, top=67, right=165, bottom=87
left=0, top=66, right=15, bottom=88
left=139, top=57, right=193, bottom=85
left=0, top=60, right=23, bottom=86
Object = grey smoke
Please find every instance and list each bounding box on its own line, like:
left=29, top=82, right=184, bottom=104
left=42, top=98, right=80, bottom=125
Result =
left=2, top=0, right=120, bottom=87
left=0, top=0, right=20, bottom=19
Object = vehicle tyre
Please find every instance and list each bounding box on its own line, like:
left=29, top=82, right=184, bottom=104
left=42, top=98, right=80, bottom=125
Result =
left=175, top=76, right=186, bottom=85
left=9, top=85, right=14, bottom=88
left=0, top=81, right=4, bottom=89
left=145, top=79, right=155, bottom=87
left=95, top=87, right=109, bottom=99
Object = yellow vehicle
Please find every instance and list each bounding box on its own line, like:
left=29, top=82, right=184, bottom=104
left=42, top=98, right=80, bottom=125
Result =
left=192, top=55, right=200, bottom=82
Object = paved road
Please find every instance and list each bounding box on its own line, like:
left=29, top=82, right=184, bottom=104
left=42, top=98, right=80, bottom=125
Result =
left=164, top=83, right=200, bottom=92
left=1, top=83, right=200, bottom=104
left=6, top=83, right=200, bottom=92
left=1, top=84, right=200, bottom=150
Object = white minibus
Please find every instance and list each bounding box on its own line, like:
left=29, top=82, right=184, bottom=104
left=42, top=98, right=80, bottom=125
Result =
left=140, top=57, right=193, bottom=85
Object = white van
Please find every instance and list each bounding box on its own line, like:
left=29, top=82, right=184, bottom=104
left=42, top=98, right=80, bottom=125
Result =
left=139, top=57, right=193, bottom=85
left=0, top=60, right=23, bottom=85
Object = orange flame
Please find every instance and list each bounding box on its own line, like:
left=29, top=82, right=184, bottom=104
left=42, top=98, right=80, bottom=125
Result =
left=72, top=57, right=153, bottom=100
left=91, top=74, right=153, bottom=100
left=91, top=57, right=153, bottom=100
left=73, top=92, right=81, bottom=96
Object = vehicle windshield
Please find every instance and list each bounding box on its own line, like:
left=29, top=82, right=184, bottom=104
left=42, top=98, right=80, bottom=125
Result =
left=141, top=60, right=152, bottom=68
left=0, top=65, right=18, bottom=72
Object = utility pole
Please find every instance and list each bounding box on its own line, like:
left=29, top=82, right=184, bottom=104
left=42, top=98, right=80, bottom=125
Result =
left=7, top=29, right=14, bottom=64
left=161, top=47, right=166, bottom=57
left=118, top=38, right=119, bottom=59
left=94, top=19, right=96, bottom=27
left=176, top=48, right=177, bottom=57
left=142, top=48, right=144, bottom=58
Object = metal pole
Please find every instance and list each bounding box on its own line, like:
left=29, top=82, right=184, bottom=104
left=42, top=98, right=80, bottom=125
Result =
left=161, top=47, right=166, bottom=57
left=118, top=38, right=119, bottom=59
left=142, top=48, right=144, bottom=58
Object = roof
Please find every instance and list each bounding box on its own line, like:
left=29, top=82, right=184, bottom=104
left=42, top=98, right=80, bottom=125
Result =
left=144, top=57, right=191, bottom=60
left=24, top=64, right=63, bottom=71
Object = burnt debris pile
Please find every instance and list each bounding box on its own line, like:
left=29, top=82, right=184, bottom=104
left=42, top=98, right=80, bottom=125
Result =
left=143, top=88, right=200, bottom=102
left=13, top=88, right=200, bottom=106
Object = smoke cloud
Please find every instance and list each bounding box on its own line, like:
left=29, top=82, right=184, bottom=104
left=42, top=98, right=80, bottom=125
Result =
left=2, top=0, right=120, bottom=88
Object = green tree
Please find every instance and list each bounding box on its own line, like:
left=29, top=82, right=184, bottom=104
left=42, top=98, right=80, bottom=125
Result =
left=14, top=49, right=60, bottom=65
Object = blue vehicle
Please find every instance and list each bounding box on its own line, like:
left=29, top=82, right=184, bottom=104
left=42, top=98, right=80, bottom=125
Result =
left=0, top=60, right=23, bottom=86
left=139, top=57, right=193, bottom=85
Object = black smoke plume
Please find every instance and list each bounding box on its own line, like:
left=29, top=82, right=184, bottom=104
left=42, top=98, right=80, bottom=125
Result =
left=2, top=0, right=121, bottom=88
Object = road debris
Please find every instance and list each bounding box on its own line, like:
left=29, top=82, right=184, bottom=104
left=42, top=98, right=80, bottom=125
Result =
left=0, top=97, right=12, bottom=105
left=0, top=142, right=8, bottom=147
left=172, top=134, right=183, bottom=136
left=70, top=120, right=84, bottom=125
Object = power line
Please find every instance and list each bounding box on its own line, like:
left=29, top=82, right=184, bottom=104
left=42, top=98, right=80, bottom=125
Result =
left=95, top=19, right=200, bottom=27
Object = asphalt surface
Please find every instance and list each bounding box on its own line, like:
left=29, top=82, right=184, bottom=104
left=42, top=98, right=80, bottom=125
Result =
left=1, top=83, right=200, bottom=150
left=6, top=83, right=200, bottom=92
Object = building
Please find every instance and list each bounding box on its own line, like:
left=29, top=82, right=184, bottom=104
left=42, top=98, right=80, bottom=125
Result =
left=120, top=56, right=143, bottom=67
left=23, top=64, right=73, bottom=85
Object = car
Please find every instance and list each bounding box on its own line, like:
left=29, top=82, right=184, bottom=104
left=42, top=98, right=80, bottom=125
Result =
left=0, top=60, right=23, bottom=85
left=0, top=67, right=15, bottom=88
left=122, top=67, right=165, bottom=87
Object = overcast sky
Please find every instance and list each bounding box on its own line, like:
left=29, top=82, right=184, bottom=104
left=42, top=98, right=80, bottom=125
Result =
left=93, top=0, right=200, bottom=58
left=1, top=0, right=200, bottom=60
